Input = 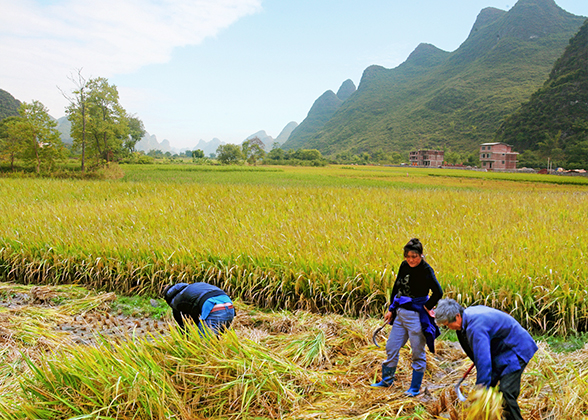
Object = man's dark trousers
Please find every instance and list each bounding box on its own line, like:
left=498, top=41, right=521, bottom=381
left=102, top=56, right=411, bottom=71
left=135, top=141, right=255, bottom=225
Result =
left=495, top=362, right=526, bottom=420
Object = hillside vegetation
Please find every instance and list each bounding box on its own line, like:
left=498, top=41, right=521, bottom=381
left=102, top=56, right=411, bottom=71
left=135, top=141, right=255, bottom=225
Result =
left=0, top=89, right=20, bottom=121
left=495, top=18, right=588, bottom=168
left=283, top=0, right=586, bottom=158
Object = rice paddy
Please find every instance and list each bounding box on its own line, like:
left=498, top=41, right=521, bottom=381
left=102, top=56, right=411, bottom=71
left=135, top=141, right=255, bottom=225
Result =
left=1, top=165, right=587, bottom=334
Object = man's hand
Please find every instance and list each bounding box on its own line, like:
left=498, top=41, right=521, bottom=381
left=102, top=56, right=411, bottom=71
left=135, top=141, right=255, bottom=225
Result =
left=384, top=310, right=392, bottom=324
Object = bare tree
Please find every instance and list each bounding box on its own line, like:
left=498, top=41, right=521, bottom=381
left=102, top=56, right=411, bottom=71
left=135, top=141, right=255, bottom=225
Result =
left=61, top=69, right=89, bottom=172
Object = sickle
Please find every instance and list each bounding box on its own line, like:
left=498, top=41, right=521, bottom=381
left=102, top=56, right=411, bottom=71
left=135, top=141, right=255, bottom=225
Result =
left=371, top=321, right=389, bottom=348
left=455, top=362, right=475, bottom=402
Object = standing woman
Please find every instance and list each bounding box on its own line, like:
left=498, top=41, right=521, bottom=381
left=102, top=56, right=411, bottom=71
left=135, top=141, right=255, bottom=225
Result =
left=371, top=238, right=443, bottom=396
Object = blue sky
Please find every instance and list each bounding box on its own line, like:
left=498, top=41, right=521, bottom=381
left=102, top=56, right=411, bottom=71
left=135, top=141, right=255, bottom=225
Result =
left=1, top=0, right=587, bottom=150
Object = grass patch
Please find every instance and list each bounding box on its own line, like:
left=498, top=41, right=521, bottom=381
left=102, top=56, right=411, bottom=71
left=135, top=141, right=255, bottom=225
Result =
left=543, top=332, right=588, bottom=353
left=110, top=295, right=169, bottom=319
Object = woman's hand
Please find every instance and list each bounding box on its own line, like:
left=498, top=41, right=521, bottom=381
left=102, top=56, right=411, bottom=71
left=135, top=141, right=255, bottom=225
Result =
left=424, top=306, right=435, bottom=318
left=384, top=310, right=392, bottom=324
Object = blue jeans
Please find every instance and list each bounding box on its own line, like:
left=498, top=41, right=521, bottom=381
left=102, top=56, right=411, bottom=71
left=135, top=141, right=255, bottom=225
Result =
left=198, top=307, right=235, bottom=336
left=384, top=308, right=427, bottom=372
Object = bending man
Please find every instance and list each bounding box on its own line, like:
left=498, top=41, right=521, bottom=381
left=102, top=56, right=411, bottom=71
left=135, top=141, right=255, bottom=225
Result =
left=435, top=298, right=537, bottom=420
left=163, top=282, right=235, bottom=336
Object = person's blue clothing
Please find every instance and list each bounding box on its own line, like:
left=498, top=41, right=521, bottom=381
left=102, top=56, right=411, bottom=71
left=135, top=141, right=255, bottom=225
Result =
left=461, top=305, right=538, bottom=387
left=201, top=295, right=233, bottom=320
left=164, top=282, right=234, bottom=334
left=198, top=306, right=236, bottom=336
left=389, top=295, right=440, bottom=353
left=384, top=308, right=428, bottom=372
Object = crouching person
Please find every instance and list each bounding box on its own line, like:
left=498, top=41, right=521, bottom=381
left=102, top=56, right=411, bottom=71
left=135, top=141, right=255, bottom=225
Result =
left=163, top=282, right=235, bottom=336
left=435, top=299, right=538, bottom=420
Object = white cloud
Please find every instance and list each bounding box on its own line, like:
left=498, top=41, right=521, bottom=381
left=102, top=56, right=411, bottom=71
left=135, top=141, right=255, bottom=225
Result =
left=0, top=0, right=262, bottom=115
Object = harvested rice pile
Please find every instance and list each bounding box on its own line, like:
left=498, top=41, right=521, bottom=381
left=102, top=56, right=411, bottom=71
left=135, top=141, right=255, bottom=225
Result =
left=0, top=282, right=586, bottom=419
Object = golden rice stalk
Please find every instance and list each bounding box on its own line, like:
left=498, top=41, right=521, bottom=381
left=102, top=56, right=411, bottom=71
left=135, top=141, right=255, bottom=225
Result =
left=282, top=330, right=330, bottom=368
left=462, top=386, right=503, bottom=420
left=58, top=291, right=116, bottom=315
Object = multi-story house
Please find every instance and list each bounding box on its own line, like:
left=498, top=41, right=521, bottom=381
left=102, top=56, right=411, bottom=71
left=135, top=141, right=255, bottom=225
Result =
left=409, top=149, right=444, bottom=167
left=479, top=142, right=518, bottom=170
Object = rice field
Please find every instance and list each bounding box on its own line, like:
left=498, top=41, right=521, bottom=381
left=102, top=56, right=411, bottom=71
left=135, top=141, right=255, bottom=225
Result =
left=1, top=164, right=587, bottom=335
left=0, top=282, right=586, bottom=419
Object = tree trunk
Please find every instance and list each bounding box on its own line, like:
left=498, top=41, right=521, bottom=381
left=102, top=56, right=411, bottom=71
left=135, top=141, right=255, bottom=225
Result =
left=94, top=133, right=102, bottom=166
left=81, top=103, right=86, bottom=173
left=34, top=134, right=40, bottom=174
left=103, top=132, right=109, bottom=163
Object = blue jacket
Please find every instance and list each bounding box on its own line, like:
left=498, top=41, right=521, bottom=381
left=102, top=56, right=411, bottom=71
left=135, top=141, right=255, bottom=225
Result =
left=164, top=282, right=229, bottom=329
left=389, top=295, right=440, bottom=353
left=460, top=305, right=538, bottom=387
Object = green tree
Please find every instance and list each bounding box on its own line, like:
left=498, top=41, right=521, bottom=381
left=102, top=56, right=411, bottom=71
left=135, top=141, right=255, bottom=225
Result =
left=192, top=149, right=205, bottom=159
left=293, top=149, right=322, bottom=161
left=147, top=149, right=164, bottom=158
left=267, top=147, right=284, bottom=160
left=444, top=151, right=470, bottom=165
left=216, top=144, right=243, bottom=164
left=371, top=149, right=387, bottom=163
left=0, top=116, right=27, bottom=171
left=335, top=150, right=353, bottom=163
left=126, top=115, right=145, bottom=153
left=18, top=101, right=64, bottom=173
left=517, top=149, right=544, bottom=169
left=566, top=139, right=588, bottom=169
left=538, top=131, right=565, bottom=168
left=65, top=73, right=144, bottom=170
left=242, top=137, right=266, bottom=165
left=390, top=151, right=405, bottom=164
left=85, top=78, right=128, bottom=164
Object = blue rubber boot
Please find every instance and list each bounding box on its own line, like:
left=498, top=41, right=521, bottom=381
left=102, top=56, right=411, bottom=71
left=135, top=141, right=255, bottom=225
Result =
left=371, top=364, right=396, bottom=387
left=404, top=370, right=424, bottom=396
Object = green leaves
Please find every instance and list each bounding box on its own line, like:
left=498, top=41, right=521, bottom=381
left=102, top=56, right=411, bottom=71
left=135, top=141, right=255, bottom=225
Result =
left=65, top=73, right=144, bottom=171
left=216, top=143, right=244, bottom=164
left=497, top=21, right=588, bottom=167
left=17, top=100, right=65, bottom=173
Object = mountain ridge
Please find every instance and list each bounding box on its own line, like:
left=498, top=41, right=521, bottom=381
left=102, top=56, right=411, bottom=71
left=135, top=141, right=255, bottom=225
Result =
left=284, top=0, right=586, bottom=157
left=0, top=89, right=21, bottom=120
left=282, top=79, right=356, bottom=150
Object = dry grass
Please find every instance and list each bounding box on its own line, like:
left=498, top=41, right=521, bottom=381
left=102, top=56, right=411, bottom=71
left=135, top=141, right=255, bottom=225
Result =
left=1, top=283, right=586, bottom=419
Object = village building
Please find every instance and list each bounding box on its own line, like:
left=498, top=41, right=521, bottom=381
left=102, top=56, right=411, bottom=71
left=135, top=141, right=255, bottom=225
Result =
left=409, top=149, right=444, bottom=167
left=479, top=142, right=518, bottom=170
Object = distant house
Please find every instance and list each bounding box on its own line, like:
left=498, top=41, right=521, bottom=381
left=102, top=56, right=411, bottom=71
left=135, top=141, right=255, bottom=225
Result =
left=409, top=149, right=444, bottom=167
left=479, top=142, right=518, bottom=170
